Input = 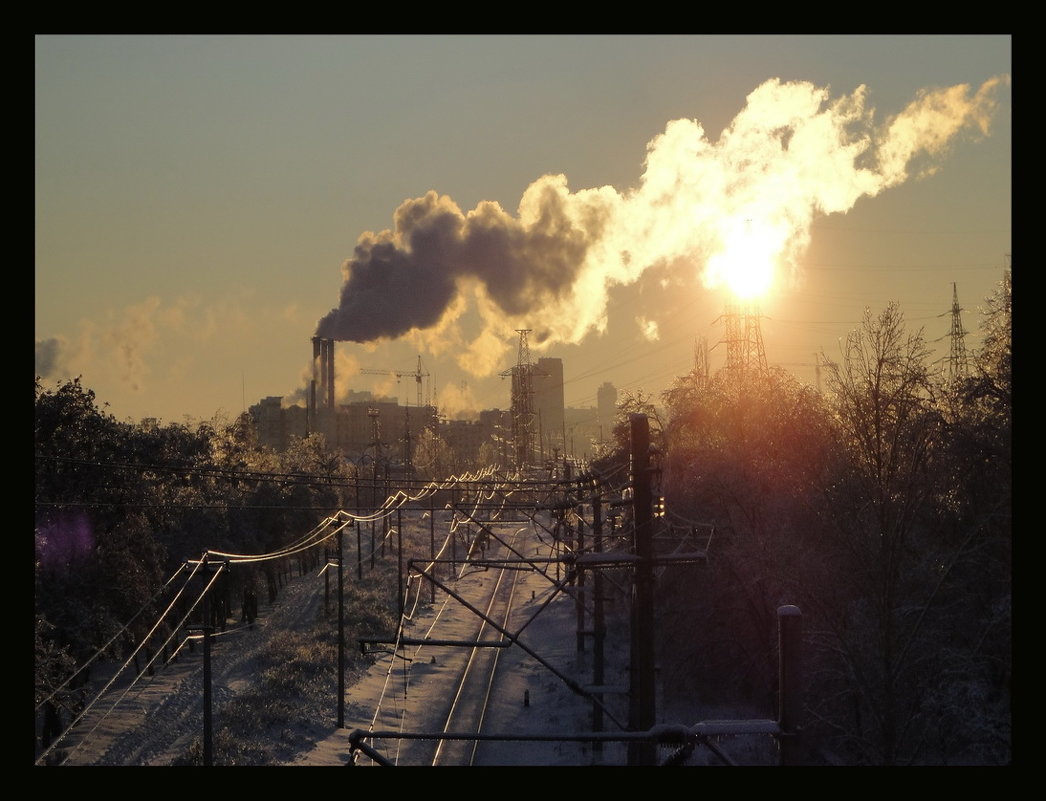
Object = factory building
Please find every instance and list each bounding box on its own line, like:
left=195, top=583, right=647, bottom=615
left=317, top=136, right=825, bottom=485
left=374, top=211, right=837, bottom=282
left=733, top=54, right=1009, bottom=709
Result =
left=250, top=337, right=610, bottom=469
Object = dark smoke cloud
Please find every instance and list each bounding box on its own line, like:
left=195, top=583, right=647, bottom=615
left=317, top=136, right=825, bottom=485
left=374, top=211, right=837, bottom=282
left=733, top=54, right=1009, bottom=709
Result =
left=35, top=338, right=61, bottom=378
left=315, top=184, right=597, bottom=342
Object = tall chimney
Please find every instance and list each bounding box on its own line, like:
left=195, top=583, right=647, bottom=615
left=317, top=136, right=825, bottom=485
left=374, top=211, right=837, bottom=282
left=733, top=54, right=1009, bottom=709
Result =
left=325, top=338, right=335, bottom=410
left=311, top=337, right=322, bottom=421
left=311, top=336, right=337, bottom=412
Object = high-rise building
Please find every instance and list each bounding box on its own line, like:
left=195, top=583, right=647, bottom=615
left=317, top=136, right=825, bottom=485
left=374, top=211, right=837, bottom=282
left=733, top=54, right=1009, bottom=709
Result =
left=249, top=396, right=307, bottom=451
left=597, top=382, right=618, bottom=433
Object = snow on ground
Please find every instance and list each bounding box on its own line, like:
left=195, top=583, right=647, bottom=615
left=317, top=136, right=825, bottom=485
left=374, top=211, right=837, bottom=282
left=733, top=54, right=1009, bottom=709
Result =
left=295, top=546, right=633, bottom=766
left=49, top=560, right=330, bottom=766
left=46, top=518, right=638, bottom=767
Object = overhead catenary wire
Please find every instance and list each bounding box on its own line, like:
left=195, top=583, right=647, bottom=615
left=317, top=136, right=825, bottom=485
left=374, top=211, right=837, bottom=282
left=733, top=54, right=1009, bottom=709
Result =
left=40, top=459, right=654, bottom=765
left=35, top=563, right=191, bottom=717
left=35, top=558, right=218, bottom=766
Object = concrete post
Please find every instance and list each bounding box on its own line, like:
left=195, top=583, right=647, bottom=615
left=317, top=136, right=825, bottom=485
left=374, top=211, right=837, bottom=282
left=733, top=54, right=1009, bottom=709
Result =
left=777, top=604, right=802, bottom=766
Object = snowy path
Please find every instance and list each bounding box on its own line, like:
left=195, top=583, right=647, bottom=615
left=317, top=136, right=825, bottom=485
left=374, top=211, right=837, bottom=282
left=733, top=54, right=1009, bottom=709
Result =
left=53, top=568, right=326, bottom=766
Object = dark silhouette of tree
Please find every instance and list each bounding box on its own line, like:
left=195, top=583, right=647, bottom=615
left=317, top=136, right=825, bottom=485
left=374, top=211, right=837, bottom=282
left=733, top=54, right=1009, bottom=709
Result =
left=658, top=366, right=837, bottom=717
left=910, top=273, right=1011, bottom=763
left=35, top=379, right=364, bottom=723
left=609, top=390, right=664, bottom=454
left=810, top=301, right=1010, bottom=764
left=655, top=293, right=1009, bottom=765
left=811, top=304, right=941, bottom=764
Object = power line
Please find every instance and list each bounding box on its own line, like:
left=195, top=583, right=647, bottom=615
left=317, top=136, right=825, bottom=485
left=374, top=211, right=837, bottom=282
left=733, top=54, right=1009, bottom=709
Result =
left=35, top=454, right=347, bottom=486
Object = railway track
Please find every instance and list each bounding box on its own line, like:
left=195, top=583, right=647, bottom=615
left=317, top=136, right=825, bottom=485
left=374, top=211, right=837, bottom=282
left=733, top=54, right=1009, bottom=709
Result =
left=352, top=510, right=596, bottom=767
left=49, top=471, right=644, bottom=766
left=425, top=525, right=523, bottom=765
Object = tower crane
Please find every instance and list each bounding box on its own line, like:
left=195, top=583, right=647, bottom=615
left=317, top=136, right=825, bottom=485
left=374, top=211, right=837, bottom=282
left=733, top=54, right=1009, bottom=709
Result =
left=774, top=354, right=826, bottom=393
left=360, top=355, right=431, bottom=407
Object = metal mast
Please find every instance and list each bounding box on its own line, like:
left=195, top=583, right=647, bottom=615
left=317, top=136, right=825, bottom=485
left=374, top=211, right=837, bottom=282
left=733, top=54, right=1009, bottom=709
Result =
left=948, top=282, right=970, bottom=382
left=694, top=336, right=710, bottom=388
left=722, top=304, right=767, bottom=377
left=744, top=305, right=768, bottom=374
left=501, top=329, right=536, bottom=469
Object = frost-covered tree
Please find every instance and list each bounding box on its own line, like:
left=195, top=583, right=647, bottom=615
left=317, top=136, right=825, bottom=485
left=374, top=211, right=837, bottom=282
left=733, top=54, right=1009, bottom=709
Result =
left=657, top=365, right=838, bottom=720
left=809, top=301, right=1012, bottom=765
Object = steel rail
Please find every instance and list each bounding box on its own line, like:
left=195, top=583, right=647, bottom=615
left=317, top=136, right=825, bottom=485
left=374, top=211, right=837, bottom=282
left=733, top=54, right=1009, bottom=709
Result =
left=430, top=526, right=524, bottom=765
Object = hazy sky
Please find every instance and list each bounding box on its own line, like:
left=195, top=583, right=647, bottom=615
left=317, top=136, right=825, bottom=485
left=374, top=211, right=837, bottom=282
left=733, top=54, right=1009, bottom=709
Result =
left=35, top=35, right=1011, bottom=425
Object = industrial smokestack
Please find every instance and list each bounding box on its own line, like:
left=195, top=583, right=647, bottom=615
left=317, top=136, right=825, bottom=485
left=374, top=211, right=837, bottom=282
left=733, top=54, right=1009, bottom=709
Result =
left=326, top=338, right=335, bottom=411
left=311, top=336, right=336, bottom=412
left=310, top=337, right=319, bottom=425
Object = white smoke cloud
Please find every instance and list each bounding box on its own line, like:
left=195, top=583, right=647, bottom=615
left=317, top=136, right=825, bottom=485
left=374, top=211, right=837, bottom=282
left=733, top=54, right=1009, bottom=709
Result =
left=637, top=318, right=660, bottom=342
left=35, top=295, right=273, bottom=404
left=316, top=75, right=1008, bottom=371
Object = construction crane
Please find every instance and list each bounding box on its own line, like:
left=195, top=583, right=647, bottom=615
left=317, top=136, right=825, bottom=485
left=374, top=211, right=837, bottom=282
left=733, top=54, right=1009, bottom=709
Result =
left=360, top=355, right=431, bottom=407
left=774, top=354, right=825, bottom=393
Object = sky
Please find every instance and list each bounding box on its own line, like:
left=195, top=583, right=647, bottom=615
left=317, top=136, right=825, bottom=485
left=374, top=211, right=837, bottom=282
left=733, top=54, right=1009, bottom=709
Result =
left=35, top=35, right=1012, bottom=425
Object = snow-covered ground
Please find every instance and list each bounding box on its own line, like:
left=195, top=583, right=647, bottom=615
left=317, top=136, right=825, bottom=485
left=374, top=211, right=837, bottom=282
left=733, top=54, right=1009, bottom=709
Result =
left=42, top=510, right=782, bottom=767
left=45, top=521, right=636, bottom=767
left=47, top=558, right=333, bottom=766
left=300, top=545, right=633, bottom=766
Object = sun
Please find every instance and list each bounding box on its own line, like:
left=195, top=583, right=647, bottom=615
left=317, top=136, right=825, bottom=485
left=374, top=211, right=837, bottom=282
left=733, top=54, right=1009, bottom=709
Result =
left=705, top=218, right=783, bottom=301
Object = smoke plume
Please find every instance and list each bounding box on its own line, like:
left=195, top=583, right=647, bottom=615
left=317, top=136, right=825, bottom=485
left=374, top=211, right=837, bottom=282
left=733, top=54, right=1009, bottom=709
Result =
left=316, top=76, right=1007, bottom=373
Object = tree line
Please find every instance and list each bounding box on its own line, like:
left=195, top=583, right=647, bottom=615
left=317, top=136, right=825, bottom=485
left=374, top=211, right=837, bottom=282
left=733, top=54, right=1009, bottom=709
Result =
left=33, top=382, right=364, bottom=752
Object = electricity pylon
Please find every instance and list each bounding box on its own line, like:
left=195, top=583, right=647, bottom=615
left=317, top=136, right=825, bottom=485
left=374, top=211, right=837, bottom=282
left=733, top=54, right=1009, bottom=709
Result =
left=721, top=304, right=767, bottom=377
left=694, top=336, right=710, bottom=388
left=500, top=330, right=536, bottom=469
left=948, top=282, right=970, bottom=382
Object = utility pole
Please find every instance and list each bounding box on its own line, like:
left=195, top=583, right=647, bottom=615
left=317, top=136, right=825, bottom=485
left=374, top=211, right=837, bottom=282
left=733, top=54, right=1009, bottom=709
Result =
left=429, top=491, right=436, bottom=604
left=368, top=408, right=380, bottom=569
left=591, top=484, right=606, bottom=760
left=628, top=414, right=657, bottom=766
left=397, top=507, right=404, bottom=624
left=575, top=470, right=585, bottom=655
left=201, top=591, right=213, bottom=767
left=189, top=556, right=226, bottom=766
left=337, top=525, right=345, bottom=728
left=356, top=514, right=363, bottom=582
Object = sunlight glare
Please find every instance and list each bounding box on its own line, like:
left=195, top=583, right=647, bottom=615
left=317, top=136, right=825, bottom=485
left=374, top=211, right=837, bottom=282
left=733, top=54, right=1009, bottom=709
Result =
left=705, top=218, right=783, bottom=301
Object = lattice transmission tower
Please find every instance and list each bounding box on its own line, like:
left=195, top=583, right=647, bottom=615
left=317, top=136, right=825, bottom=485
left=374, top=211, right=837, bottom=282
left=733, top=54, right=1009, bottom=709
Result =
left=947, top=282, right=970, bottom=382
left=693, top=336, right=710, bottom=388
left=721, top=304, right=768, bottom=377
left=500, top=329, right=537, bottom=469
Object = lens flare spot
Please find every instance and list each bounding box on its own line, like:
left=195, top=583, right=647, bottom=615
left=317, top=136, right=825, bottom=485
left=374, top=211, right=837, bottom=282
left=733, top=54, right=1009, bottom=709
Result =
left=705, top=218, right=784, bottom=301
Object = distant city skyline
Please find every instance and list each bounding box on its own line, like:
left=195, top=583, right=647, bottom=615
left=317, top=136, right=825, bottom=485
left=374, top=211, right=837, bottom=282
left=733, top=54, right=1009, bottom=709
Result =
left=250, top=352, right=607, bottom=463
